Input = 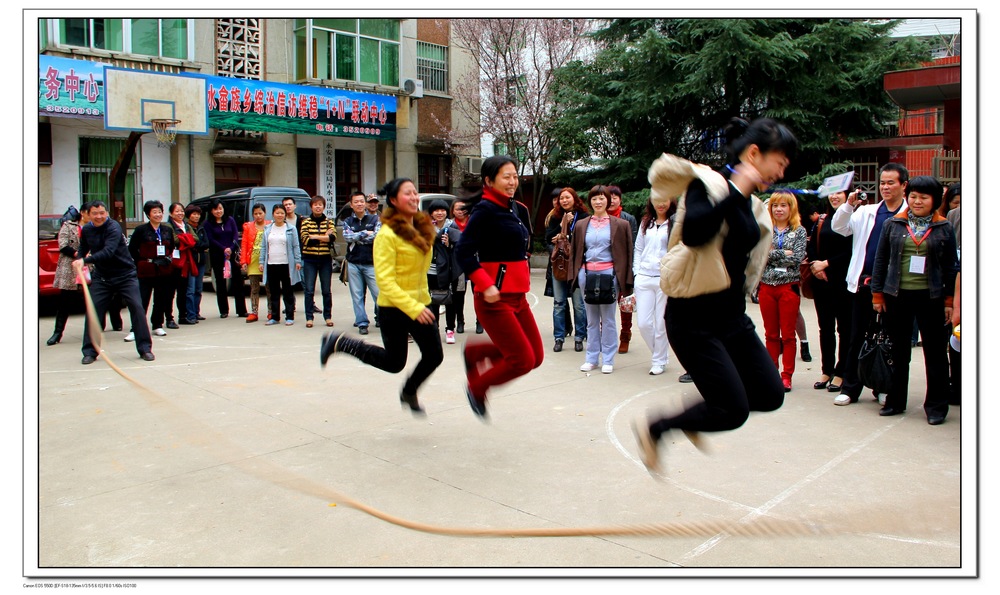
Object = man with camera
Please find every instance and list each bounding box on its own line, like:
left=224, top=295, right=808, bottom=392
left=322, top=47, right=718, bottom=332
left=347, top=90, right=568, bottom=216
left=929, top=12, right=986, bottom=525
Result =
left=829, top=163, right=909, bottom=406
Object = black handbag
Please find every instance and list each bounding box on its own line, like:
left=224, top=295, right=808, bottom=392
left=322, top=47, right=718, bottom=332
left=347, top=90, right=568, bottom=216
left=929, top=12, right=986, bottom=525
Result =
left=858, top=314, right=894, bottom=394
left=430, top=287, right=453, bottom=306
left=583, top=264, right=616, bottom=305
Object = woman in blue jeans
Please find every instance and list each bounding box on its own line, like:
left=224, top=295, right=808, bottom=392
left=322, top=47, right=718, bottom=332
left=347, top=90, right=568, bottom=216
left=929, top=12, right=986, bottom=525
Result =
left=299, top=195, right=337, bottom=327
left=544, top=187, right=589, bottom=352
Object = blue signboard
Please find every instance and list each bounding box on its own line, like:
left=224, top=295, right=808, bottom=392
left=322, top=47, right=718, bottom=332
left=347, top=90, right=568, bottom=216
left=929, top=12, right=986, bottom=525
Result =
left=38, top=55, right=398, bottom=140
left=38, top=55, right=105, bottom=118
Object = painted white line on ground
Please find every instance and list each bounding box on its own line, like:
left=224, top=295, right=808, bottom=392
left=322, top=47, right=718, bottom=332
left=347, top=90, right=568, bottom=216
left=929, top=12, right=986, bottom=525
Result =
left=607, top=389, right=757, bottom=513
left=677, top=417, right=914, bottom=564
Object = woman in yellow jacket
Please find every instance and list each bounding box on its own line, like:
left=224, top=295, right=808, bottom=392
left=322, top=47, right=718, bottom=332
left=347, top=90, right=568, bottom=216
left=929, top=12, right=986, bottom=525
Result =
left=320, top=177, right=443, bottom=416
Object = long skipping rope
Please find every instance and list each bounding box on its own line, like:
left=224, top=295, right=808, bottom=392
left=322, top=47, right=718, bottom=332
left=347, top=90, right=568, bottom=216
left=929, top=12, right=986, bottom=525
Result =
left=73, top=278, right=917, bottom=541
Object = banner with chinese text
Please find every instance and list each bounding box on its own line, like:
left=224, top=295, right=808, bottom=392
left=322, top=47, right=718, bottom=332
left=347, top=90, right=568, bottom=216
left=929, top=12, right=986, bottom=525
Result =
left=38, top=55, right=105, bottom=119
left=205, top=75, right=397, bottom=140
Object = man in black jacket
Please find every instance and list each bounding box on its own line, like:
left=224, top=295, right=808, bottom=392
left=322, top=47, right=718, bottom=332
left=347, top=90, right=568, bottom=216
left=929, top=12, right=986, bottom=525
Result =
left=74, top=201, right=155, bottom=364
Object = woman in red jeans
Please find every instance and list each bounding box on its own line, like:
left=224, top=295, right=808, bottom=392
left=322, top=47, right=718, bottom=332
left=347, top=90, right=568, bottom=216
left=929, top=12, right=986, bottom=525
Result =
left=758, top=190, right=807, bottom=392
left=455, top=155, right=544, bottom=419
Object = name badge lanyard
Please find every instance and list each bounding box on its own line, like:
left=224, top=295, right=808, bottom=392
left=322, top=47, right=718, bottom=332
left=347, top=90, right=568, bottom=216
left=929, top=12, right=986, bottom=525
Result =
left=775, top=228, right=787, bottom=250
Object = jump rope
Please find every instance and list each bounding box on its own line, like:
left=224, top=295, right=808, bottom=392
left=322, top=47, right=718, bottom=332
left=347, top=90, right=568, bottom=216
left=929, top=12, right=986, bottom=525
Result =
left=72, top=278, right=922, bottom=542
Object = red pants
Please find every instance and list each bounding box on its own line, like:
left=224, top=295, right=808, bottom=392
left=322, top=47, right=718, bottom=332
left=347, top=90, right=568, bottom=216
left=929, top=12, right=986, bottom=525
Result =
left=466, top=293, right=544, bottom=399
left=758, top=282, right=800, bottom=383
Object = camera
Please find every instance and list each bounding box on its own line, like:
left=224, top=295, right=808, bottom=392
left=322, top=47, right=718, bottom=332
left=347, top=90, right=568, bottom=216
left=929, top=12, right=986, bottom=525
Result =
left=857, top=191, right=868, bottom=203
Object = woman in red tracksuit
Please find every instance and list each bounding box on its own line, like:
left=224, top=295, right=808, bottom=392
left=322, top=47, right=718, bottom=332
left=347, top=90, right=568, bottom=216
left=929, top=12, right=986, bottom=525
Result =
left=455, top=155, right=544, bottom=419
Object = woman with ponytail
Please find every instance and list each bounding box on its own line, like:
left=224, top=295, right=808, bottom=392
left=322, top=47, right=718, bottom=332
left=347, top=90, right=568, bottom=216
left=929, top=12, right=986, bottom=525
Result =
left=320, top=178, right=443, bottom=416
left=635, top=117, right=798, bottom=474
left=455, top=155, right=544, bottom=419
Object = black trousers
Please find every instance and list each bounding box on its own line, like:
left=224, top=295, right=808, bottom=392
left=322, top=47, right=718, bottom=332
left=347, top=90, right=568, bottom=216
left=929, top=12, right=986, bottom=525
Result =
left=82, top=273, right=152, bottom=357
left=138, top=275, right=174, bottom=330
left=170, top=270, right=188, bottom=322
left=266, top=264, right=296, bottom=322
left=209, top=249, right=247, bottom=316
left=883, top=290, right=950, bottom=418
left=650, top=307, right=784, bottom=437
left=445, top=284, right=467, bottom=331
left=841, top=284, right=876, bottom=399
left=812, top=280, right=853, bottom=378
left=345, top=306, right=444, bottom=396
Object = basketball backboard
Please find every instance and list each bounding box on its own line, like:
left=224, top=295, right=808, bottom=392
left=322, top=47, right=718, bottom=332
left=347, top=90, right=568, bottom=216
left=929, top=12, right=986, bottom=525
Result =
left=103, top=67, right=209, bottom=136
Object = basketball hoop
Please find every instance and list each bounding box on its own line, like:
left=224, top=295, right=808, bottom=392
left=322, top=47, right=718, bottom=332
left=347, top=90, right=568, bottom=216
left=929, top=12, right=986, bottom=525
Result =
left=150, top=119, right=181, bottom=147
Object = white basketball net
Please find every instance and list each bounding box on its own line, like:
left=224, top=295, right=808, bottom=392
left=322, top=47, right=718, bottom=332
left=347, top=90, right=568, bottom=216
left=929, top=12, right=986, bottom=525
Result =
left=150, top=119, right=180, bottom=147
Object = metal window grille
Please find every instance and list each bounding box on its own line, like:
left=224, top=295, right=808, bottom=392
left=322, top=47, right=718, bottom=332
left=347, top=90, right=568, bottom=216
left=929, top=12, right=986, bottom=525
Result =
left=79, top=136, right=143, bottom=222
left=416, top=41, right=448, bottom=93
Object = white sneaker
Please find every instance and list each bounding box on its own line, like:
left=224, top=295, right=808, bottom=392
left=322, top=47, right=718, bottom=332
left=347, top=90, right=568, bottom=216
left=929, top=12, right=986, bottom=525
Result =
left=153, top=328, right=167, bottom=336
left=580, top=362, right=597, bottom=372
left=649, top=365, right=665, bottom=376
left=833, top=394, right=852, bottom=406
left=602, top=364, right=614, bottom=374
left=446, top=330, right=456, bottom=344
left=124, top=332, right=135, bottom=342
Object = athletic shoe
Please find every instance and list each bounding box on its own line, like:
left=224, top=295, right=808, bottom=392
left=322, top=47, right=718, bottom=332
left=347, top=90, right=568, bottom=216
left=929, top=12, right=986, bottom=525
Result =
left=265, top=319, right=279, bottom=326
left=153, top=328, right=167, bottom=336
left=446, top=330, right=456, bottom=344
left=632, top=421, right=660, bottom=474
left=124, top=332, right=135, bottom=342
left=649, top=365, right=665, bottom=376
left=359, top=326, right=369, bottom=335
left=246, top=313, right=258, bottom=323
left=580, top=362, right=597, bottom=372
left=602, top=364, right=614, bottom=374
left=833, top=394, right=853, bottom=406
left=285, top=319, right=294, bottom=326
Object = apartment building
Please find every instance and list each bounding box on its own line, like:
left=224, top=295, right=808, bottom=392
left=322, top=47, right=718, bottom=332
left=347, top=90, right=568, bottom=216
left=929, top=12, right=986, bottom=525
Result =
left=36, top=17, right=480, bottom=222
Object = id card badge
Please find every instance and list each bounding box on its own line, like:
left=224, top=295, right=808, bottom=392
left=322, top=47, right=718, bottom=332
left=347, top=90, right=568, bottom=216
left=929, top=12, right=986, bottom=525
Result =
left=909, top=255, right=926, bottom=274
left=172, top=249, right=181, bottom=259
left=156, top=245, right=166, bottom=256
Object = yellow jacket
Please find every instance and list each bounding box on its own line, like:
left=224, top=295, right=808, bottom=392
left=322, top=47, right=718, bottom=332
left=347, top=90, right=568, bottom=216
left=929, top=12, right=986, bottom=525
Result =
left=374, top=219, right=433, bottom=319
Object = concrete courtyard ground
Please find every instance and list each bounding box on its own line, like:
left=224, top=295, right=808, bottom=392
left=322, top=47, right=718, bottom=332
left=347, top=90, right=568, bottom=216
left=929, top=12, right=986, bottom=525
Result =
left=29, top=269, right=972, bottom=577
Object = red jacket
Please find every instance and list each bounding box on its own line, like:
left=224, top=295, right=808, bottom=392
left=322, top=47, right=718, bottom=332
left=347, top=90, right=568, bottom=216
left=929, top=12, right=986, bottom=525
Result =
left=240, top=220, right=269, bottom=269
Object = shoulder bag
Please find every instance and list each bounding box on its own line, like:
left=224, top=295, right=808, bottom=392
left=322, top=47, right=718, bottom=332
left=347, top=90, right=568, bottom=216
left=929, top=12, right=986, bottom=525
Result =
left=583, top=263, right=616, bottom=305
left=550, top=216, right=572, bottom=282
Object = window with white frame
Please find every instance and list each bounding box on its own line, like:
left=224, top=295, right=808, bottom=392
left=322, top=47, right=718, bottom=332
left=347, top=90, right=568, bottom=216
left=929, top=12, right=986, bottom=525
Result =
left=416, top=41, right=448, bottom=93
left=294, top=19, right=399, bottom=86
left=49, top=18, right=192, bottom=60
left=79, top=137, right=143, bottom=222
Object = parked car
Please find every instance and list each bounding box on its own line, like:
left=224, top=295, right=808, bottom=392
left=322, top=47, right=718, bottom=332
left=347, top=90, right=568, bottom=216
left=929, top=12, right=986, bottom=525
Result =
left=189, top=186, right=314, bottom=291
left=38, top=214, right=63, bottom=296
left=418, top=193, right=456, bottom=214
left=189, top=186, right=313, bottom=230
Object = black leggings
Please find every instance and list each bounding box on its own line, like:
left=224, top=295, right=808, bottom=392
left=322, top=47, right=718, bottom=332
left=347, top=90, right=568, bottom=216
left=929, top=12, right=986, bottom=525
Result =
left=649, top=308, right=784, bottom=438
left=347, top=306, right=444, bottom=395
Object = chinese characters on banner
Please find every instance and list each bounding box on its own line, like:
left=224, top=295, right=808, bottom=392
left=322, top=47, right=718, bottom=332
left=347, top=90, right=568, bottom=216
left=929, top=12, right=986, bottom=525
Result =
left=204, top=75, right=397, bottom=140
left=38, top=55, right=398, bottom=140
left=38, top=55, right=105, bottom=118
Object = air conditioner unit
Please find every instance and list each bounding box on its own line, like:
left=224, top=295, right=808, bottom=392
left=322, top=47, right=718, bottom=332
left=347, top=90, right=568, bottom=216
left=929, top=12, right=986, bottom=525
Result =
left=402, top=78, right=424, bottom=98
left=465, top=157, right=483, bottom=175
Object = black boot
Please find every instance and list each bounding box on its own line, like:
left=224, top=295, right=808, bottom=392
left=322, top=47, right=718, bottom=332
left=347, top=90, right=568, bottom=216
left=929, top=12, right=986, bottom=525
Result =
left=321, top=331, right=378, bottom=367
left=46, top=332, right=62, bottom=346
left=400, top=389, right=425, bottom=416
left=800, top=341, right=812, bottom=362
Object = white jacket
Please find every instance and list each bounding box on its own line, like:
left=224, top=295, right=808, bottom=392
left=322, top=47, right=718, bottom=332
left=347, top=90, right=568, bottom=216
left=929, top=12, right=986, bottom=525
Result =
left=633, top=219, right=671, bottom=278
left=830, top=200, right=907, bottom=294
